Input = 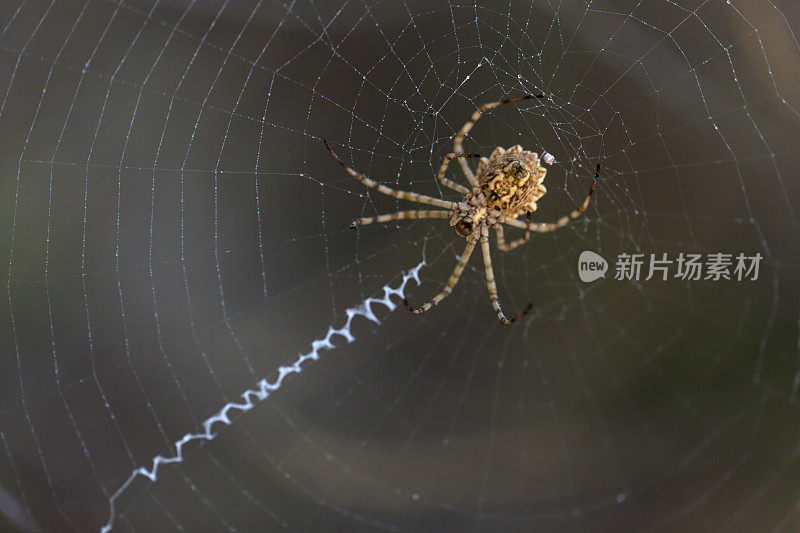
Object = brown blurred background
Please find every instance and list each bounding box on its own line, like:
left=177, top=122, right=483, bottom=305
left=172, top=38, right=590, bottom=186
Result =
left=1, top=0, right=799, bottom=531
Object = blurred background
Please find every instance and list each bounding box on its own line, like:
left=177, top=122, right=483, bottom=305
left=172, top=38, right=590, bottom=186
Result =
left=1, top=0, right=799, bottom=531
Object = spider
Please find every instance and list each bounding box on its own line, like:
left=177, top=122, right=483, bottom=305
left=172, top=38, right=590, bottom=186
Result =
left=324, top=95, right=599, bottom=324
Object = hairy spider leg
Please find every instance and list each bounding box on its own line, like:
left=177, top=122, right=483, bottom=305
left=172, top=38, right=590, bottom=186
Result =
left=503, top=164, right=599, bottom=233
left=325, top=140, right=457, bottom=210
left=480, top=234, right=533, bottom=324
left=404, top=238, right=477, bottom=315
left=496, top=211, right=531, bottom=251
left=453, top=94, right=546, bottom=187
left=351, top=210, right=452, bottom=228
left=437, top=152, right=481, bottom=194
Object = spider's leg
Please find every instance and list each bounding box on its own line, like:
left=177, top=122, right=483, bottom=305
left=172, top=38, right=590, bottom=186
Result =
left=480, top=234, right=533, bottom=325
left=404, top=238, right=477, bottom=315
left=496, top=211, right=531, bottom=252
left=351, top=210, right=451, bottom=228
left=438, top=153, right=480, bottom=194
left=504, top=164, right=599, bottom=233
left=453, top=94, right=545, bottom=187
left=325, top=140, right=457, bottom=210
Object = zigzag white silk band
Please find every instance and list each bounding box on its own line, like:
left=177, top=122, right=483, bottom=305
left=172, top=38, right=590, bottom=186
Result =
left=101, top=262, right=424, bottom=532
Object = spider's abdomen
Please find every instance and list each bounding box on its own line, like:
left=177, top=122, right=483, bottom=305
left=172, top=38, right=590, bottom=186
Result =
left=477, top=145, right=548, bottom=216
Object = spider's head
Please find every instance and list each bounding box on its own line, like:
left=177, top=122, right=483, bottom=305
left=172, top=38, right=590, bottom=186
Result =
left=454, top=218, right=474, bottom=237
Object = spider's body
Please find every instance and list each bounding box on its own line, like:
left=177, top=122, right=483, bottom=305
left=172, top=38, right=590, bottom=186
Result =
left=451, top=145, right=547, bottom=239
left=325, top=95, right=599, bottom=324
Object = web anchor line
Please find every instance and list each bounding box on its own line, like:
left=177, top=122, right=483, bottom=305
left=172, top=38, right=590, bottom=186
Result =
left=100, top=262, right=425, bottom=533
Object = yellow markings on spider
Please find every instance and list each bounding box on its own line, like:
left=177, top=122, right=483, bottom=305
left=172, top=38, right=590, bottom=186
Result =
left=325, top=95, right=599, bottom=325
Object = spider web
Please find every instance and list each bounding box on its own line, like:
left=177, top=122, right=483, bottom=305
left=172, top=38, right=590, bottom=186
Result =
left=1, top=0, right=799, bottom=530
